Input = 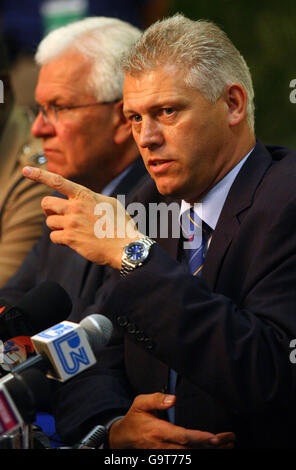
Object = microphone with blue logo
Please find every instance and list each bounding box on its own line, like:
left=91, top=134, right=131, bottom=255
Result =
left=0, top=314, right=113, bottom=447
left=11, top=314, right=113, bottom=382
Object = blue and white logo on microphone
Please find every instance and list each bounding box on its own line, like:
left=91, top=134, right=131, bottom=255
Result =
left=38, top=323, right=73, bottom=339
left=53, top=330, right=91, bottom=375
left=32, top=321, right=96, bottom=381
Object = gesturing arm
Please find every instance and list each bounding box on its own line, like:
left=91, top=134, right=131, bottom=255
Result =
left=23, top=166, right=296, bottom=417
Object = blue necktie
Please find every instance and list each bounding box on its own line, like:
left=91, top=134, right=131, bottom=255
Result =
left=181, top=207, right=212, bottom=277
left=167, top=208, right=212, bottom=422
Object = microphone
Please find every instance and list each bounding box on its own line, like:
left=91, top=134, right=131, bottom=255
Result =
left=0, top=282, right=73, bottom=342
left=77, top=424, right=106, bottom=449
left=0, top=368, right=51, bottom=440
left=0, top=315, right=113, bottom=447
left=12, top=314, right=113, bottom=382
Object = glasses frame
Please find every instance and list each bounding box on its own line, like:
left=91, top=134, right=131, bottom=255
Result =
left=35, top=99, right=120, bottom=123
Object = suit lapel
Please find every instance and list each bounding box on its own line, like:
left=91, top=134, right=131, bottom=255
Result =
left=111, top=158, right=147, bottom=201
left=203, top=140, right=273, bottom=290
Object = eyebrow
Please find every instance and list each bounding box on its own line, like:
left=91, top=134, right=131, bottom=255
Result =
left=123, top=107, right=137, bottom=116
left=35, top=93, right=75, bottom=105
left=124, top=93, right=188, bottom=112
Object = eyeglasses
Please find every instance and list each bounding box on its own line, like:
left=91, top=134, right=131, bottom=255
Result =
left=35, top=100, right=120, bottom=123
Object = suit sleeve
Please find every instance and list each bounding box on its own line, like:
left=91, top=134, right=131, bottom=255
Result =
left=53, top=327, right=134, bottom=445
left=99, top=198, right=296, bottom=417
left=52, top=266, right=133, bottom=445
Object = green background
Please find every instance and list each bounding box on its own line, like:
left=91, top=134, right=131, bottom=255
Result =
left=167, top=0, right=296, bottom=148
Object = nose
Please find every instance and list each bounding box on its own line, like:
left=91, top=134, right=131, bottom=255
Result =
left=137, top=118, right=163, bottom=149
left=31, top=111, right=55, bottom=138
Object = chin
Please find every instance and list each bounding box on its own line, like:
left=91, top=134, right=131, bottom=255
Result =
left=155, top=181, right=180, bottom=199
left=46, top=162, right=60, bottom=174
left=46, top=164, right=71, bottom=179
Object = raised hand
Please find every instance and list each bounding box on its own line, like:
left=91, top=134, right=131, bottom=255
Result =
left=23, top=166, right=142, bottom=268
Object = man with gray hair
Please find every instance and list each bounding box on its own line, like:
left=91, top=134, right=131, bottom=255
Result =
left=24, top=14, right=296, bottom=448
left=0, top=17, right=146, bottom=328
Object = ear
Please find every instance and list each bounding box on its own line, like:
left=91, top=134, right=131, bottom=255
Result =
left=224, top=84, right=248, bottom=127
left=112, top=100, right=132, bottom=145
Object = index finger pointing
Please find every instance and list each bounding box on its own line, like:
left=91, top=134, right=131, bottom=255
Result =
left=23, top=166, right=81, bottom=198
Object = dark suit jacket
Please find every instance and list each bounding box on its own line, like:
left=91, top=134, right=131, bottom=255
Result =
left=54, top=141, right=296, bottom=448
left=0, top=158, right=148, bottom=319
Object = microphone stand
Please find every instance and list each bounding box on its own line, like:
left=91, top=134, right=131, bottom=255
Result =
left=0, top=424, right=34, bottom=448
left=0, top=427, right=23, bottom=448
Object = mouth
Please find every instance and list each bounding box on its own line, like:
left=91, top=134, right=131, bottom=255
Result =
left=43, top=148, right=64, bottom=161
left=43, top=148, right=60, bottom=154
left=148, top=159, right=174, bottom=174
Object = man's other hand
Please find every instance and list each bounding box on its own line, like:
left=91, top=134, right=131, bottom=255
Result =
left=109, top=392, right=235, bottom=449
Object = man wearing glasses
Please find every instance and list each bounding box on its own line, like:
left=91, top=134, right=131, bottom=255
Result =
left=0, top=17, right=147, bottom=320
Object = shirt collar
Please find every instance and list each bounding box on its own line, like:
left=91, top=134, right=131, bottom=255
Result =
left=101, top=165, right=132, bottom=196
left=180, top=148, right=254, bottom=230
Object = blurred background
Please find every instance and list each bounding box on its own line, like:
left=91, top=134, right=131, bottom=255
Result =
left=0, top=0, right=295, bottom=148
left=170, top=0, right=296, bottom=149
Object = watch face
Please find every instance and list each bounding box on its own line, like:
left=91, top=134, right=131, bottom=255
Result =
left=126, top=242, right=146, bottom=262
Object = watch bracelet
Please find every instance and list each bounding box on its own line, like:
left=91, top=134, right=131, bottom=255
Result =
left=120, top=237, right=155, bottom=278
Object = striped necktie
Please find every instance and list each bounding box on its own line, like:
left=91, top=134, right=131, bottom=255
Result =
left=181, top=207, right=212, bottom=276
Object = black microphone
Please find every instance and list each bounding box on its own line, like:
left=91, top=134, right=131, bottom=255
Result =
left=0, top=368, right=51, bottom=438
left=0, top=282, right=72, bottom=342
left=0, top=314, right=113, bottom=446
left=76, top=425, right=106, bottom=449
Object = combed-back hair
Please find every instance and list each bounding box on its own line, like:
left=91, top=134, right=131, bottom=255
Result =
left=35, top=17, right=142, bottom=101
left=122, top=14, right=255, bottom=131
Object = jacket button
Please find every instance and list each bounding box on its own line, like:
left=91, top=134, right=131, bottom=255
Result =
left=127, top=322, right=137, bottom=334
left=116, top=315, right=128, bottom=327
left=135, top=330, right=145, bottom=341
left=144, top=338, right=154, bottom=350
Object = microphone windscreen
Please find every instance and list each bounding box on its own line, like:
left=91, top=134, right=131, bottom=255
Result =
left=14, top=282, right=72, bottom=332
left=77, top=424, right=106, bottom=448
left=80, top=314, right=113, bottom=354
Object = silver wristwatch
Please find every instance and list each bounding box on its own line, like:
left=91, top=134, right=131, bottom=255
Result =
left=120, top=237, right=156, bottom=278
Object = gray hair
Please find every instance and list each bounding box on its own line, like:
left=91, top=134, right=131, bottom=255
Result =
left=122, top=14, right=255, bottom=131
left=35, top=17, right=142, bottom=101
